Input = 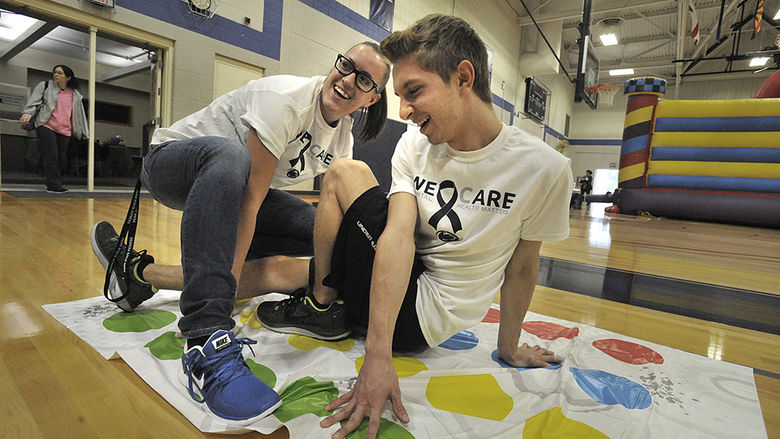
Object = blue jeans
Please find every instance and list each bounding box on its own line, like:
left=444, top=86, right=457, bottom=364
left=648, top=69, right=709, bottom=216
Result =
left=141, top=137, right=315, bottom=338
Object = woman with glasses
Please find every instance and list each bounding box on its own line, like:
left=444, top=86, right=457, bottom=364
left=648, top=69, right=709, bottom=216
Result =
left=20, top=65, right=88, bottom=193
left=89, top=42, right=390, bottom=426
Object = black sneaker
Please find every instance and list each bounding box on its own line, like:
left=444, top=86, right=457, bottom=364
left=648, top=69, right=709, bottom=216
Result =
left=90, top=221, right=158, bottom=312
left=256, top=289, right=351, bottom=340
left=46, top=186, right=69, bottom=193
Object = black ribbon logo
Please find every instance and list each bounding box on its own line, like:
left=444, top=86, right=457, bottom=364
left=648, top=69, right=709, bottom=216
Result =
left=428, top=180, right=462, bottom=242
left=287, top=131, right=312, bottom=178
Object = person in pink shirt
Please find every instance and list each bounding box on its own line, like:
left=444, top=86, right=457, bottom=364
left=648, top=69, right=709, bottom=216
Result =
left=20, top=65, right=88, bottom=193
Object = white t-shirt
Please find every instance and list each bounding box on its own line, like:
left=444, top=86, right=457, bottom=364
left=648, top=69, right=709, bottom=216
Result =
left=390, top=124, right=572, bottom=346
left=151, top=75, right=353, bottom=188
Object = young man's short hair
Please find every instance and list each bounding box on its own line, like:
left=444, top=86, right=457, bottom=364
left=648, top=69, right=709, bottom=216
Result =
left=379, top=14, right=492, bottom=104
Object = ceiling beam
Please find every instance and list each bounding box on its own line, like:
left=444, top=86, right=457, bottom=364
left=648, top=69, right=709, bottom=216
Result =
left=630, top=6, right=676, bottom=39
left=567, top=56, right=678, bottom=72
left=596, top=57, right=677, bottom=70
left=531, top=0, right=553, bottom=14
left=517, top=0, right=690, bottom=26
left=562, top=33, right=677, bottom=57
left=674, top=0, right=684, bottom=97
left=683, top=0, right=755, bottom=74
left=600, top=33, right=676, bottom=47
left=102, top=59, right=153, bottom=82
left=0, top=20, right=58, bottom=62
left=632, top=39, right=676, bottom=59
left=560, top=2, right=725, bottom=29
left=684, top=0, right=742, bottom=69
left=572, top=48, right=773, bottom=74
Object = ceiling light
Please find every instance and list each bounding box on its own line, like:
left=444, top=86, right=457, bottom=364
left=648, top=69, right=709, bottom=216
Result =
left=749, top=57, right=770, bottom=67
left=774, top=8, right=780, bottom=20
left=600, top=33, right=618, bottom=46
left=0, top=11, right=39, bottom=41
left=609, top=68, right=635, bottom=76
left=597, top=17, right=622, bottom=47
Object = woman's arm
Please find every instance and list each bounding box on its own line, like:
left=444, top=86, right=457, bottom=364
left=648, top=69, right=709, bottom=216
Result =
left=20, top=81, right=46, bottom=121
left=72, top=90, right=89, bottom=139
left=231, top=128, right=279, bottom=287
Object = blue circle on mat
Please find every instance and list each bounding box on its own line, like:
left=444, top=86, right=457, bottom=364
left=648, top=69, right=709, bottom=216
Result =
left=439, top=330, right=479, bottom=350
left=570, top=367, right=652, bottom=409
left=490, top=350, right=562, bottom=370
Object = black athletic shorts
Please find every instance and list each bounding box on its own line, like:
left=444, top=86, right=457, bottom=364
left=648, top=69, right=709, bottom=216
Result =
left=322, top=186, right=428, bottom=352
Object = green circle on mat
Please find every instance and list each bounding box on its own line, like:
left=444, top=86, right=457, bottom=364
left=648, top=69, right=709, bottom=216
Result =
left=144, top=331, right=184, bottom=360
left=246, top=358, right=277, bottom=389
left=102, top=309, right=176, bottom=332
left=343, top=418, right=415, bottom=439
left=274, top=376, right=338, bottom=423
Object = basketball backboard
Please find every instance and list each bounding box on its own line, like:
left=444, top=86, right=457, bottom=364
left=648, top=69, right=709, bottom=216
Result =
left=574, top=0, right=600, bottom=109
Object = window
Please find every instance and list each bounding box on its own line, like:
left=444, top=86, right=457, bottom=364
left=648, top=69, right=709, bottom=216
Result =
left=82, top=100, right=133, bottom=125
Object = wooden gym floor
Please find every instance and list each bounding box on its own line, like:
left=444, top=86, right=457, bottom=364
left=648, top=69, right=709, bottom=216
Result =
left=0, top=190, right=778, bottom=438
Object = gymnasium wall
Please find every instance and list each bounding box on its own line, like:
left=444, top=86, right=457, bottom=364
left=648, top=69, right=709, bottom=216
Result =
left=516, top=72, right=576, bottom=146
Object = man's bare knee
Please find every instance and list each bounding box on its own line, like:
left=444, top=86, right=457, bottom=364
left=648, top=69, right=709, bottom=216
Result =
left=324, top=159, right=372, bottom=187
left=322, top=159, right=378, bottom=207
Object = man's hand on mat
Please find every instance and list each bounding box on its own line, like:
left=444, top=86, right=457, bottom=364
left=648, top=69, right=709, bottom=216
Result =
left=500, top=342, right=557, bottom=368
left=321, top=354, right=409, bottom=439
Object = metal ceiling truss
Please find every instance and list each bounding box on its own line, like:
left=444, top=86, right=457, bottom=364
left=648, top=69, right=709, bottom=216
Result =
left=675, top=0, right=780, bottom=77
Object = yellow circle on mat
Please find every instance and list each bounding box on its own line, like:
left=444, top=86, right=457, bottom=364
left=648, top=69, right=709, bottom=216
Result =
left=289, top=334, right=355, bottom=352
left=523, top=407, right=608, bottom=438
left=235, top=298, right=252, bottom=307
left=238, top=309, right=263, bottom=329
left=355, top=355, right=428, bottom=378
left=426, top=374, right=512, bottom=421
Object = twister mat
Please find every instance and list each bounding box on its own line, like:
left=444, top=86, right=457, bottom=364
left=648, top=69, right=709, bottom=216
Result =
left=43, top=290, right=767, bottom=438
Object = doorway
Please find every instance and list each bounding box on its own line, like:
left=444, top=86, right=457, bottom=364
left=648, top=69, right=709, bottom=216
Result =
left=214, top=54, right=264, bottom=99
left=0, top=5, right=165, bottom=190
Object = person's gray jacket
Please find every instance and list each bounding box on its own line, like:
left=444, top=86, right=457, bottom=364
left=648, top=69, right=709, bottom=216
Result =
left=22, top=79, right=88, bottom=138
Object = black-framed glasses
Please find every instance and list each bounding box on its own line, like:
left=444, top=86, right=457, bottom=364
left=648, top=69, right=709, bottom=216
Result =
left=335, top=54, right=379, bottom=93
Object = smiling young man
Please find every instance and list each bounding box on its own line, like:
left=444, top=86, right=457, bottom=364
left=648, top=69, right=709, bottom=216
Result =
left=255, top=15, right=573, bottom=439
left=89, top=42, right=390, bottom=427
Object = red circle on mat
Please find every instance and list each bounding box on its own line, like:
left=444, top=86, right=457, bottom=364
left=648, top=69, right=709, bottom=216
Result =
left=522, top=321, right=580, bottom=340
left=482, top=308, right=501, bottom=323
left=592, top=338, right=664, bottom=365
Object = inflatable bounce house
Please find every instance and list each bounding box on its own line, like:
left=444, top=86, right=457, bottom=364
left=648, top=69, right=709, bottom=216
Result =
left=590, top=71, right=780, bottom=228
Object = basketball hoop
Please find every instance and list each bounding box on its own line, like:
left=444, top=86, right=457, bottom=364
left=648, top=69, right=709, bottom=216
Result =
left=587, top=83, right=621, bottom=107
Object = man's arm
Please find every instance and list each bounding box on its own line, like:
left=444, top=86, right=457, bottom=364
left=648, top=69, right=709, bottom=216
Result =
left=232, top=128, right=279, bottom=286
left=497, top=239, right=556, bottom=367
left=322, top=191, right=418, bottom=439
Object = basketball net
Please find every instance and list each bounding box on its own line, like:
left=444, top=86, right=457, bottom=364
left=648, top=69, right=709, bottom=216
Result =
left=587, top=83, right=620, bottom=107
